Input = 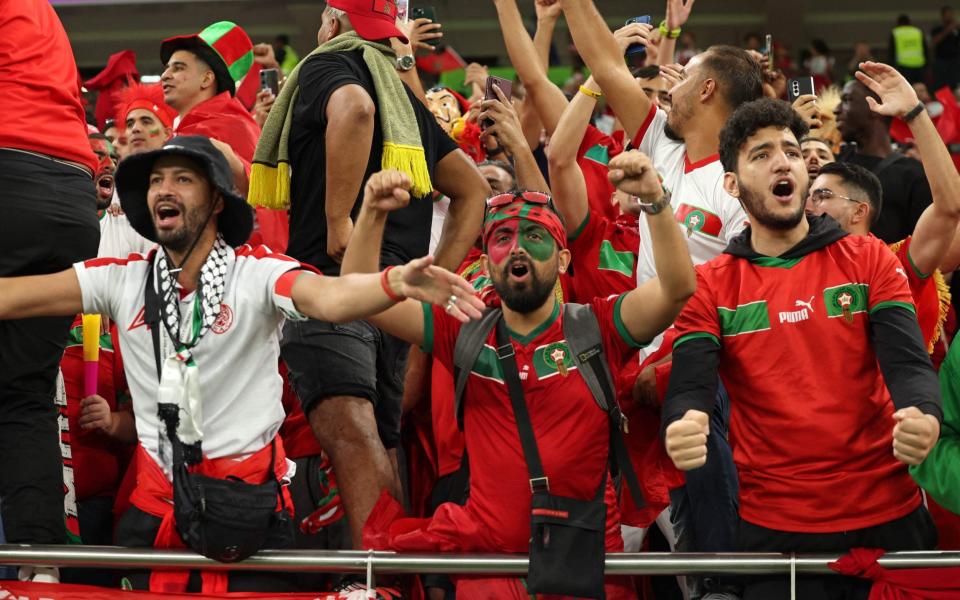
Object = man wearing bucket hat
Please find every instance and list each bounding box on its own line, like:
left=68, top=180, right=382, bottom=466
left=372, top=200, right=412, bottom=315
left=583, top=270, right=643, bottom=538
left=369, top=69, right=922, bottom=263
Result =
left=0, top=135, right=484, bottom=592
left=250, top=0, right=488, bottom=550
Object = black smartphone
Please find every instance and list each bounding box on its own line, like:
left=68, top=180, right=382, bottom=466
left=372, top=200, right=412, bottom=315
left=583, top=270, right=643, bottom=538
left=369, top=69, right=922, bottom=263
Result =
left=481, top=75, right=513, bottom=130
left=260, top=68, right=280, bottom=96
left=787, top=77, right=816, bottom=104
left=410, top=6, right=440, bottom=47
left=625, top=16, right=652, bottom=58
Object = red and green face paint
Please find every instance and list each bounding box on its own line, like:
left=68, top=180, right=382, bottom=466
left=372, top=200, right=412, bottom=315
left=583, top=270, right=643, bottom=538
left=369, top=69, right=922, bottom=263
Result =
left=485, top=219, right=557, bottom=264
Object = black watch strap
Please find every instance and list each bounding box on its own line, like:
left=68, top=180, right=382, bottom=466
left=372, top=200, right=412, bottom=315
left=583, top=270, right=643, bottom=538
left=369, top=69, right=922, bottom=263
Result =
left=903, top=102, right=926, bottom=123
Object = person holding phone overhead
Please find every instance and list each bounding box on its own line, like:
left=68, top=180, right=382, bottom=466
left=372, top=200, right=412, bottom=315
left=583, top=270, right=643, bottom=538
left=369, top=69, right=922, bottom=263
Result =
left=248, top=0, right=488, bottom=565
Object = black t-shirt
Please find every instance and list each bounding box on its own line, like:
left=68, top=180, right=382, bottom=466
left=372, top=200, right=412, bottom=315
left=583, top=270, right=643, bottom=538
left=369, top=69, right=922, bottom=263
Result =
left=287, top=50, right=458, bottom=274
left=842, top=151, right=933, bottom=244
left=932, top=24, right=960, bottom=60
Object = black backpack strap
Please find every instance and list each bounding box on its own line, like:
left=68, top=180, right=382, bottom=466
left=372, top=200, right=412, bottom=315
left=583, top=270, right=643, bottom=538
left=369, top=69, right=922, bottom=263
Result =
left=563, top=303, right=646, bottom=509
left=144, top=256, right=162, bottom=381
left=453, top=307, right=501, bottom=430
left=494, top=317, right=549, bottom=494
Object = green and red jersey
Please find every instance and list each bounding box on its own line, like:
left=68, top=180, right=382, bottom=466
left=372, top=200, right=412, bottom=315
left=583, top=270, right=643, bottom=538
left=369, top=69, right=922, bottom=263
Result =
left=671, top=221, right=923, bottom=533
left=577, top=126, right=624, bottom=223
left=568, top=213, right=640, bottom=302
left=420, top=296, right=645, bottom=552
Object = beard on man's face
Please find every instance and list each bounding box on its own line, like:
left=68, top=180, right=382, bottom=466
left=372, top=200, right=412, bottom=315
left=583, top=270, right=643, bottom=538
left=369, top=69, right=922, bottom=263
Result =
left=490, top=256, right=557, bottom=314
left=738, top=179, right=806, bottom=231
left=664, top=120, right=683, bottom=142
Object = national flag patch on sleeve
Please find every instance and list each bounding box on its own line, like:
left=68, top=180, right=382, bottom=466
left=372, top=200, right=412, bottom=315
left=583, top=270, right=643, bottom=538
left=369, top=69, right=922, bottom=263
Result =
left=675, top=203, right=723, bottom=238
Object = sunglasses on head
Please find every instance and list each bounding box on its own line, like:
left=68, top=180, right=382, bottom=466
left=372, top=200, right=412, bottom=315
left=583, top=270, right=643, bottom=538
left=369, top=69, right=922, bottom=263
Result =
left=486, top=190, right=552, bottom=208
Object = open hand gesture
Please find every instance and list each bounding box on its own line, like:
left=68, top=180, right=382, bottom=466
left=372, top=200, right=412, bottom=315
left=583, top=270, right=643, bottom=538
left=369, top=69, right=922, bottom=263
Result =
left=397, top=257, right=486, bottom=323
left=666, top=0, right=696, bottom=30
left=855, top=61, right=922, bottom=118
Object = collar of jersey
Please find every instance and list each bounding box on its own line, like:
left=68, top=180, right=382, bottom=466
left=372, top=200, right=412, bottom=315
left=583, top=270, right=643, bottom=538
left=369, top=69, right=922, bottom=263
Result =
left=506, top=299, right=560, bottom=346
left=724, top=214, right=848, bottom=261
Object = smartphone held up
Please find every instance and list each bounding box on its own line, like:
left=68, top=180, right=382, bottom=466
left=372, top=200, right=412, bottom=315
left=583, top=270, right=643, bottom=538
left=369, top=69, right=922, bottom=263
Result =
left=481, top=76, right=513, bottom=130
left=625, top=16, right=652, bottom=59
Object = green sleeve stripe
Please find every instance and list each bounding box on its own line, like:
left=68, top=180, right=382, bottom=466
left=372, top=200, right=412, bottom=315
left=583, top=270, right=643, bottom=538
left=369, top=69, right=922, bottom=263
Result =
left=613, top=293, right=649, bottom=349
left=906, top=247, right=932, bottom=279
left=420, top=302, right=435, bottom=354
left=869, top=300, right=917, bottom=315
left=568, top=213, right=590, bottom=241
left=674, top=332, right=721, bottom=349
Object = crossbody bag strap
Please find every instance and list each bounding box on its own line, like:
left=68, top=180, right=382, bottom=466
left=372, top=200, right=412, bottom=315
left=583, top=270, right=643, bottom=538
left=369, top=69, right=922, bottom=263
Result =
left=144, top=258, right=162, bottom=382
left=494, top=318, right=550, bottom=494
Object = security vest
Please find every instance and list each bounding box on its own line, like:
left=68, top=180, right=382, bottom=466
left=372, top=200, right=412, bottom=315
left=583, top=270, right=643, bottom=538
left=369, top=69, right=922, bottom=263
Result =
left=893, top=25, right=926, bottom=68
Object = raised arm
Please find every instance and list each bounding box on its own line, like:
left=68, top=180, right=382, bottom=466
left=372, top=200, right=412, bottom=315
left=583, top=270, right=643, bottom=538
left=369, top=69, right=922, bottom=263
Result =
left=547, top=77, right=601, bottom=229
left=856, top=62, right=960, bottom=275
left=393, top=18, right=444, bottom=106
left=492, top=0, right=569, bottom=135
left=609, top=151, right=696, bottom=342
left=561, top=0, right=653, bottom=138
left=0, top=269, right=84, bottom=320
left=533, top=0, right=562, bottom=69
left=324, top=85, right=376, bottom=264
left=480, top=85, right=549, bottom=192
left=307, top=170, right=484, bottom=345
left=658, top=0, right=695, bottom=65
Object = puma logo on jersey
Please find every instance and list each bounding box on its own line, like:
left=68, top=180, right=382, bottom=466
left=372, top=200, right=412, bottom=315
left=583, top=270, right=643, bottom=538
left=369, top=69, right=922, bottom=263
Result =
left=795, top=296, right=815, bottom=313
left=780, top=297, right=814, bottom=324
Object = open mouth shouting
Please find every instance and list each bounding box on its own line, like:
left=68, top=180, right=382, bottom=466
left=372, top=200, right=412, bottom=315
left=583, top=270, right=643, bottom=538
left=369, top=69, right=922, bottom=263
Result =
left=96, top=174, right=115, bottom=200
left=155, top=202, right=183, bottom=230
left=771, top=177, right=796, bottom=204
left=507, top=259, right=532, bottom=284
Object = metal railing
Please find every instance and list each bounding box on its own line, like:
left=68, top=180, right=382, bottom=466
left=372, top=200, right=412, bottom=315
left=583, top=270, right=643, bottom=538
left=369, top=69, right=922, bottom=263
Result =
left=1, top=545, right=959, bottom=575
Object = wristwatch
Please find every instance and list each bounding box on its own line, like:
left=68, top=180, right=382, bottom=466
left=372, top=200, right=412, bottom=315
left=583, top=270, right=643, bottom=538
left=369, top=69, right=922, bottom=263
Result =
left=636, top=188, right=672, bottom=215
left=397, top=55, right=416, bottom=72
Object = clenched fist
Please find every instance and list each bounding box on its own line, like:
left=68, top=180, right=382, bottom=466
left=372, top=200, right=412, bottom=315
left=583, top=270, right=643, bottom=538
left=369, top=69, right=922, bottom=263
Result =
left=362, top=169, right=413, bottom=214
left=892, top=406, right=940, bottom=465
left=665, top=409, right=709, bottom=470
left=608, top=150, right=664, bottom=203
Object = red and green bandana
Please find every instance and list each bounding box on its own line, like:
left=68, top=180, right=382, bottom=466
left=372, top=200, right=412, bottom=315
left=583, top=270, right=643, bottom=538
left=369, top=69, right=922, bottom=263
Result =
left=483, top=201, right=567, bottom=252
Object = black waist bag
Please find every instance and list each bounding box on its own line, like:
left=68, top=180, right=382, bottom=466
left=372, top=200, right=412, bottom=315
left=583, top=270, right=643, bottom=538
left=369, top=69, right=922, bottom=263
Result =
left=171, top=447, right=294, bottom=563
left=493, top=319, right=608, bottom=599
left=527, top=481, right=607, bottom=598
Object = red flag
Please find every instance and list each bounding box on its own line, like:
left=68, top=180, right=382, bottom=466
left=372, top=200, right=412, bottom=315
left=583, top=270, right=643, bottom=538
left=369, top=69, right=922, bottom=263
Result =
left=416, top=47, right=467, bottom=74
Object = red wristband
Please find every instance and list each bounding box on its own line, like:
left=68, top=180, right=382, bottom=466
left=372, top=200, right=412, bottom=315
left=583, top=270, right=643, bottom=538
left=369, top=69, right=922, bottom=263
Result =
left=380, top=266, right=406, bottom=302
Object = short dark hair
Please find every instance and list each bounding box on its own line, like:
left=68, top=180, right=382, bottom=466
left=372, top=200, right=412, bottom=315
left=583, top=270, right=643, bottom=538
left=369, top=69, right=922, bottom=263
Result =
left=631, top=65, right=661, bottom=79
left=719, top=98, right=809, bottom=172
left=478, top=159, right=517, bottom=187
left=817, top=161, right=883, bottom=226
left=699, top=45, right=764, bottom=112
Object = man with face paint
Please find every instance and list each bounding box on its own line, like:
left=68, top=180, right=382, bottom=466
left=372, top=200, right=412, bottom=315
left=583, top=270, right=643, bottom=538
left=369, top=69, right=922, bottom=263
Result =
left=665, top=97, right=941, bottom=599
left=343, top=158, right=696, bottom=598
left=118, top=83, right=177, bottom=156
left=89, top=132, right=155, bottom=259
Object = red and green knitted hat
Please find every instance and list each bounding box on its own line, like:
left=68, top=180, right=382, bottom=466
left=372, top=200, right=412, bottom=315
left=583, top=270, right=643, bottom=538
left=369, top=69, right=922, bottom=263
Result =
left=161, top=21, right=253, bottom=97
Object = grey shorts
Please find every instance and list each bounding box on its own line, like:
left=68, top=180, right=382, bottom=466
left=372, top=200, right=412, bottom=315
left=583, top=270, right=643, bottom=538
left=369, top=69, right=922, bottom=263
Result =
left=280, top=319, right=410, bottom=449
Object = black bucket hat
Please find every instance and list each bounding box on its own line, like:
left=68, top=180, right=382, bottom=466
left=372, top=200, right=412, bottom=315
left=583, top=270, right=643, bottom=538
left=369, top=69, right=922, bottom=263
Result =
left=116, top=135, right=253, bottom=247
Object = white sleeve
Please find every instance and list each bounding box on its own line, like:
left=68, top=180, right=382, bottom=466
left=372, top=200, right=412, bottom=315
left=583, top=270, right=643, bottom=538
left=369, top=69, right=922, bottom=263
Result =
left=72, top=260, right=121, bottom=319
left=242, top=252, right=311, bottom=322
left=633, top=106, right=669, bottom=158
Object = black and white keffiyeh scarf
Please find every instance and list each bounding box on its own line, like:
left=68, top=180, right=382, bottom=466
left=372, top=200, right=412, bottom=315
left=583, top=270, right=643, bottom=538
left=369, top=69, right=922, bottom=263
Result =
left=155, top=235, right=231, bottom=451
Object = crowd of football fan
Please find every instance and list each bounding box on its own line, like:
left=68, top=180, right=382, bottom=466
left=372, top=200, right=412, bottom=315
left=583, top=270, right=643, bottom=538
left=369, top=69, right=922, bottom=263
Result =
left=3, top=0, right=960, bottom=598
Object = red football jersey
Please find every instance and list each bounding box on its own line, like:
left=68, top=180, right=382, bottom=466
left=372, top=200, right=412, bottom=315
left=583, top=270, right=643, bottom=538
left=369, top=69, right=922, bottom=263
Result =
left=673, top=234, right=922, bottom=533
left=568, top=213, right=640, bottom=302
left=422, top=296, right=644, bottom=552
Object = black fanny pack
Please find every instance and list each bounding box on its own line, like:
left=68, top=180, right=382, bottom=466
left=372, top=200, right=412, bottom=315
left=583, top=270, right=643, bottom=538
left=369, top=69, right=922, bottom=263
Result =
left=169, top=436, right=293, bottom=563
left=146, top=263, right=293, bottom=563
left=494, top=320, right=608, bottom=599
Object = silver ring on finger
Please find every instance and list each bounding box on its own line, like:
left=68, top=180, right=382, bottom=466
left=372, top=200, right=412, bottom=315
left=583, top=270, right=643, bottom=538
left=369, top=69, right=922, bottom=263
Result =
left=449, top=294, right=459, bottom=304
left=445, top=302, right=455, bottom=313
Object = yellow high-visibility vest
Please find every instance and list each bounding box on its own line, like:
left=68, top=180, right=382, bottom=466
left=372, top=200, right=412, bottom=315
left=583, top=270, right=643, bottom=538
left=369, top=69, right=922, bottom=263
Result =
left=893, top=25, right=926, bottom=68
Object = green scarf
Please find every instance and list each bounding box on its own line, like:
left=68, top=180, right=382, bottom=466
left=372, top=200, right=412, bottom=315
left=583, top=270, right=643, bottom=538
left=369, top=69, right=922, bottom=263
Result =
left=248, top=31, right=432, bottom=209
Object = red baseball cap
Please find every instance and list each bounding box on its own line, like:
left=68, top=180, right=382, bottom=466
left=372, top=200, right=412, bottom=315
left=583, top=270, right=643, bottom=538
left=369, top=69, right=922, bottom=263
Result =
left=328, top=0, right=408, bottom=43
